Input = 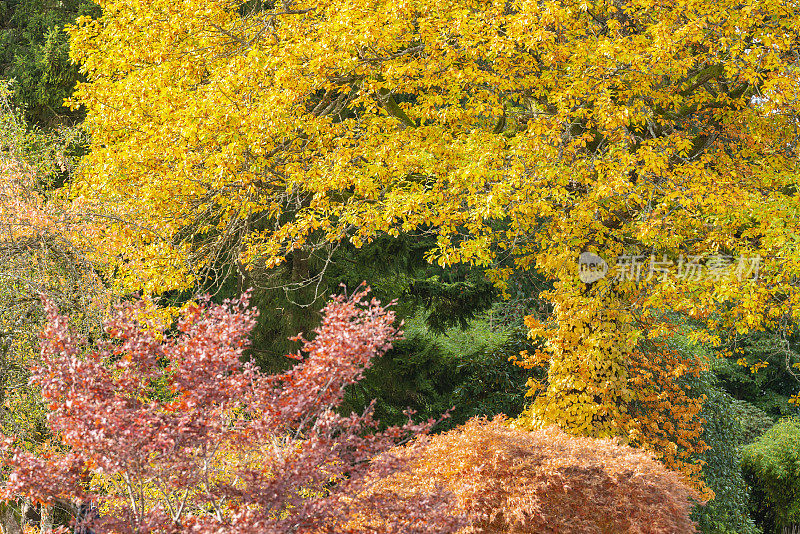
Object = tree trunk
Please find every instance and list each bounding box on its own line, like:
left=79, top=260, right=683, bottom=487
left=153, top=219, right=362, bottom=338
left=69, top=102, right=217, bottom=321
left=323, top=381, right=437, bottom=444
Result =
left=0, top=504, right=21, bottom=534
left=40, top=504, right=53, bottom=532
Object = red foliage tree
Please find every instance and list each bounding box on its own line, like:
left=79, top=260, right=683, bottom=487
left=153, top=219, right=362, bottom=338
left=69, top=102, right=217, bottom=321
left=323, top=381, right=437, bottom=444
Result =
left=351, top=416, right=702, bottom=534
left=0, top=288, right=465, bottom=533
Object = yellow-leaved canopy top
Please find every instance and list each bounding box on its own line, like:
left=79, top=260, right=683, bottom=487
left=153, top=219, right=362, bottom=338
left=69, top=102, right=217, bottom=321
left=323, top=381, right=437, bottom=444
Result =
left=68, top=0, right=800, bottom=487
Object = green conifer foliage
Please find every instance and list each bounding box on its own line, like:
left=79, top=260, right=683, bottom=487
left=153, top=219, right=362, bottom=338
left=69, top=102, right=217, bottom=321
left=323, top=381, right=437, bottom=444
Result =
left=0, top=0, right=99, bottom=127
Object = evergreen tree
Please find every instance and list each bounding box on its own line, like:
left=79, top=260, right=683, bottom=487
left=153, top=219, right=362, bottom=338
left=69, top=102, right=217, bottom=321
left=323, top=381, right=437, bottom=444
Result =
left=0, top=0, right=99, bottom=127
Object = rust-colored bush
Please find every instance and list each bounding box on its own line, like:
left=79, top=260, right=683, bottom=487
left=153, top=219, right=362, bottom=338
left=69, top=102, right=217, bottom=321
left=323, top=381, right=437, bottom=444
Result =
left=356, top=416, right=702, bottom=534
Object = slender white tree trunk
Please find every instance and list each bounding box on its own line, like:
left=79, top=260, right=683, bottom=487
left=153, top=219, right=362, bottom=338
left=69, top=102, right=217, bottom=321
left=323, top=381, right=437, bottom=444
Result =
left=40, top=504, right=54, bottom=532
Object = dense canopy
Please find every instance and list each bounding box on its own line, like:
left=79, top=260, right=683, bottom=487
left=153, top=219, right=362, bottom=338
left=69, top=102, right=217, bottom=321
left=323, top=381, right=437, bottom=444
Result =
left=66, top=0, right=800, bottom=482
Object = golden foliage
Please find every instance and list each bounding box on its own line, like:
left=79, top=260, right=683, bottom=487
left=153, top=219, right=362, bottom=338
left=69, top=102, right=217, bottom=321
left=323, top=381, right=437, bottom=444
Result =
left=66, top=0, right=800, bottom=481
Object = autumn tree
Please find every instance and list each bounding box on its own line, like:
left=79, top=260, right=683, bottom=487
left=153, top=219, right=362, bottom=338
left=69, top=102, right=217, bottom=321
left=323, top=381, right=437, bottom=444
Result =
left=66, top=0, right=800, bottom=482
left=0, top=288, right=465, bottom=533
left=0, top=81, right=108, bottom=448
left=349, top=416, right=702, bottom=534
left=0, top=83, right=111, bottom=531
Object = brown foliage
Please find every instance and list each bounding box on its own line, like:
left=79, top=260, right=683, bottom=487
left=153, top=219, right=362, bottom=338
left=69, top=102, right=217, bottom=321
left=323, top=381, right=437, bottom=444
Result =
left=354, top=416, right=702, bottom=534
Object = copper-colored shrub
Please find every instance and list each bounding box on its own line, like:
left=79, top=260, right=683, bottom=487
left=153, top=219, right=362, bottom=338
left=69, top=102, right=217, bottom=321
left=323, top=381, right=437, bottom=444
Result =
left=358, top=416, right=702, bottom=534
